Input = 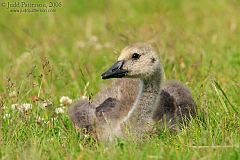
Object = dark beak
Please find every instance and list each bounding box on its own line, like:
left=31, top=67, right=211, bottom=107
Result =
left=101, top=60, right=128, bottom=79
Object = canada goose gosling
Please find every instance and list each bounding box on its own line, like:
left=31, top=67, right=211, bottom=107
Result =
left=69, top=42, right=196, bottom=141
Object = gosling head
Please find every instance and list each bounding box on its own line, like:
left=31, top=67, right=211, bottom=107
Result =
left=102, top=43, right=162, bottom=80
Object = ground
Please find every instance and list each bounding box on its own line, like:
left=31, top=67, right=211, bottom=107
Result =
left=0, top=0, right=240, bottom=159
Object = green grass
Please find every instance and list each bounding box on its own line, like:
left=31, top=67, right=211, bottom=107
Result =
left=0, top=0, right=240, bottom=159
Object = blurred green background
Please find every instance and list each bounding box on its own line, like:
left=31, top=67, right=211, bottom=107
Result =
left=0, top=0, right=240, bottom=159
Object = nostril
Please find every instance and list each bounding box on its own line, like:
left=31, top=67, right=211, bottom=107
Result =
left=112, top=68, right=117, bottom=72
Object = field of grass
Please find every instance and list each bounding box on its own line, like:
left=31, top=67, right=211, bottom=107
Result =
left=0, top=0, right=240, bottom=159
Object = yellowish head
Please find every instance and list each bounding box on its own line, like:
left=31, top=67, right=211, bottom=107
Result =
left=102, top=43, right=162, bottom=80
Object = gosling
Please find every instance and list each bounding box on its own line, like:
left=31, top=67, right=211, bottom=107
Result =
left=69, top=42, right=196, bottom=141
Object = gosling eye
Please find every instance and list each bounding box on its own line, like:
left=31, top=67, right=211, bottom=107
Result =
left=132, top=53, right=141, bottom=60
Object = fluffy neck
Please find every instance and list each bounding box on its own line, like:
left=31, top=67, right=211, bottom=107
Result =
left=125, top=67, right=163, bottom=133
